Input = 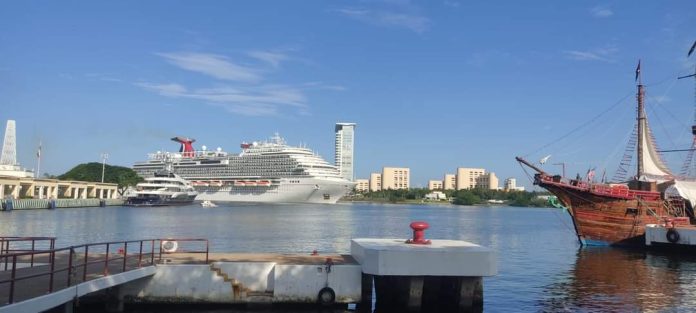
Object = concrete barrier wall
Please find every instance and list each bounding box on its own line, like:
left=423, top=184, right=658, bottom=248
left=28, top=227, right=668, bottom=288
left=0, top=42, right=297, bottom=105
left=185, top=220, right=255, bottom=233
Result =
left=12, top=199, right=50, bottom=210
left=273, top=264, right=362, bottom=303
left=104, top=199, right=125, bottom=206
left=2, top=198, right=124, bottom=210
left=122, top=265, right=234, bottom=302
left=55, top=199, right=101, bottom=208
left=120, top=263, right=362, bottom=304
left=214, top=262, right=276, bottom=292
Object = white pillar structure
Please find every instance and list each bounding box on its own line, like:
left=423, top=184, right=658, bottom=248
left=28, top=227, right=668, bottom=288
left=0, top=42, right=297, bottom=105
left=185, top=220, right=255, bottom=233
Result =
left=12, top=184, right=19, bottom=199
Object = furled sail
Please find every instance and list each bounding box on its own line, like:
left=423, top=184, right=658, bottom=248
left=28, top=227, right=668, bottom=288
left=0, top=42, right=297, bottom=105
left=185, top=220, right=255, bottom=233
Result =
left=638, top=113, right=673, bottom=182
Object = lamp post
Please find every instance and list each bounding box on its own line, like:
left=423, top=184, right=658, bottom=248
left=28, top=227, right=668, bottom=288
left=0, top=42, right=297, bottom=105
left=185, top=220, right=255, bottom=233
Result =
left=101, top=153, right=109, bottom=183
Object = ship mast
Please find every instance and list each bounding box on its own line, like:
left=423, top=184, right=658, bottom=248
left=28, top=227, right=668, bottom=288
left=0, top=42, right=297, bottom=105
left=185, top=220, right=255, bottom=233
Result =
left=636, top=60, right=645, bottom=179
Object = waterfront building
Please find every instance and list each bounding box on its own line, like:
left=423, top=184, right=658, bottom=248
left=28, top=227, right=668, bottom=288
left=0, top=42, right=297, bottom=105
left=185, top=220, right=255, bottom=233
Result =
left=455, top=168, right=499, bottom=190
left=334, top=122, right=356, bottom=181
left=369, top=173, right=382, bottom=192
left=443, top=174, right=456, bottom=190
left=382, top=167, right=410, bottom=190
left=0, top=120, right=33, bottom=178
left=428, top=180, right=443, bottom=190
left=355, top=179, right=369, bottom=192
left=504, top=177, right=525, bottom=191
left=0, top=176, right=118, bottom=200
left=424, top=191, right=447, bottom=200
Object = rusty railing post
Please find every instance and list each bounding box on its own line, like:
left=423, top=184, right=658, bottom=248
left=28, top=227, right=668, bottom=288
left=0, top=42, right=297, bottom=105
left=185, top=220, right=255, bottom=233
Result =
left=138, top=241, right=143, bottom=268
left=206, top=240, right=209, bottom=264
left=9, top=255, right=16, bottom=304
left=67, top=247, right=74, bottom=286
left=104, top=243, right=110, bottom=276
left=30, top=239, right=35, bottom=267
left=150, top=240, right=155, bottom=265
left=49, top=251, right=56, bottom=292
left=122, top=242, right=128, bottom=272
left=83, top=246, right=89, bottom=282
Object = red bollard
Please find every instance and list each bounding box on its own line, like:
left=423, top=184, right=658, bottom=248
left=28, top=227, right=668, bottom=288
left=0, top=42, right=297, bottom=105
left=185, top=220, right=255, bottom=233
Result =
left=406, top=221, right=432, bottom=245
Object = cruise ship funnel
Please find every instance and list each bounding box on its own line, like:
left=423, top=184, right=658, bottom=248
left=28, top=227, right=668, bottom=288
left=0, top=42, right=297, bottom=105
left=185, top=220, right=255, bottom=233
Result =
left=171, top=137, right=196, bottom=157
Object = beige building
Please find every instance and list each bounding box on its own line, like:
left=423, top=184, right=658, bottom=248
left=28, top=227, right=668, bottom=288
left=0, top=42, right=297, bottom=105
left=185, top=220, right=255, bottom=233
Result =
left=428, top=180, right=443, bottom=190
left=369, top=173, right=382, bottom=192
left=0, top=176, right=118, bottom=200
left=382, top=167, right=410, bottom=190
left=504, top=177, right=525, bottom=191
left=455, top=168, right=499, bottom=190
left=355, top=179, right=369, bottom=193
left=443, top=174, right=456, bottom=190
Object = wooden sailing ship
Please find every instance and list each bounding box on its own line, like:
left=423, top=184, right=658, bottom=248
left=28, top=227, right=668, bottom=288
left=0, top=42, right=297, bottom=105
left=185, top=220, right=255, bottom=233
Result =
left=517, top=62, right=696, bottom=247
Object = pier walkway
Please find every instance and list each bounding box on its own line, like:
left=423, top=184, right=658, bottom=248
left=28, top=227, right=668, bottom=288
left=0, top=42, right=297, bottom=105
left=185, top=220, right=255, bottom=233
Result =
left=0, top=238, right=209, bottom=312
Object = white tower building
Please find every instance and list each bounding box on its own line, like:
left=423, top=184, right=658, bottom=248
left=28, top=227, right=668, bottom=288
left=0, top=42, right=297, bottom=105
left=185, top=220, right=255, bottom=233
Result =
left=0, top=120, right=34, bottom=178
left=0, top=120, right=17, bottom=165
left=335, top=122, right=356, bottom=181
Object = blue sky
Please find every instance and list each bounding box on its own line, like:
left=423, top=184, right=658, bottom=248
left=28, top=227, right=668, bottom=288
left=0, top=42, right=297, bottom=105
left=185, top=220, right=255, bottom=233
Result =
left=1, top=1, right=695, bottom=188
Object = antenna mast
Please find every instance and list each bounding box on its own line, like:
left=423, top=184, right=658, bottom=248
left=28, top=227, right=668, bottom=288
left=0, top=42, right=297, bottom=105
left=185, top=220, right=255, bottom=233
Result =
left=636, top=60, right=645, bottom=178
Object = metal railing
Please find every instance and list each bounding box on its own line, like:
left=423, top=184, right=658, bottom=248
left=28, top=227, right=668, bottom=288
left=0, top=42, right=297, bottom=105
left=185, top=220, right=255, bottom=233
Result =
left=0, top=238, right=208, bottom=305
left=0, top=237, right=56, bottom=271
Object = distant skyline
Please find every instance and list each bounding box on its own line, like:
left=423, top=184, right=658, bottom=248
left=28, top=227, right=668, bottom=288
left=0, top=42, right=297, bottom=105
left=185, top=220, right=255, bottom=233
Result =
left=1, top=1, right=695, bottom=188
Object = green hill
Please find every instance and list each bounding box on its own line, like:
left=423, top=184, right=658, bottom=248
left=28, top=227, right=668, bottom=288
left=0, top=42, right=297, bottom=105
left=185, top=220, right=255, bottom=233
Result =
left=59, top=162, right=142, bottom=194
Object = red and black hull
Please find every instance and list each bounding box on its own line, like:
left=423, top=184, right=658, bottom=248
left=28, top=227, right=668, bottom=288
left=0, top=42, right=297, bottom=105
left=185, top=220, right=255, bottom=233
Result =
left=536, top=174, right=674, bottom=247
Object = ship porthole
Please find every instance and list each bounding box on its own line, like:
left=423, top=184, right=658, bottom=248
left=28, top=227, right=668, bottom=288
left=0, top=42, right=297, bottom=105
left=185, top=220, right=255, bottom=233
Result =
left=666, top=229, right=680, bottom=243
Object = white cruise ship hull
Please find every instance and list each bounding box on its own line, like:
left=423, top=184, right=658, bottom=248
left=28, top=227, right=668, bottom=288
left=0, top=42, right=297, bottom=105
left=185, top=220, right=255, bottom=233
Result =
left=193, top=178, right=353, bottom=204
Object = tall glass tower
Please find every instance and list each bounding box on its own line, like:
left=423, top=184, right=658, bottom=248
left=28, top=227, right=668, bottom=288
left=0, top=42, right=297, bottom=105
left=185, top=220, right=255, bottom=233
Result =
left=335, top=123, right=356, bottom=181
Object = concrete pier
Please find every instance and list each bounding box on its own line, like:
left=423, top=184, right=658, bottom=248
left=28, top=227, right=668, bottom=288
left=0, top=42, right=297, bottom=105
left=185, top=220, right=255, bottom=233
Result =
left=351, top=222, right=497, bottom=312
left=2, top=224, right=497, bottom=312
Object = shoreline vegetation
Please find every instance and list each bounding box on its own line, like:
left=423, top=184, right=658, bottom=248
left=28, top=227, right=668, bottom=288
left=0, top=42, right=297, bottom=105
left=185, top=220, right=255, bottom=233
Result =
left=343, top=188, right=551, bottom=207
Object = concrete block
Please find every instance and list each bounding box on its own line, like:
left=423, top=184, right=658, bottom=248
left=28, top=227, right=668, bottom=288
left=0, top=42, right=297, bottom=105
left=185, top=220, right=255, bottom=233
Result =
left=351, top=238, right=496, bottom=276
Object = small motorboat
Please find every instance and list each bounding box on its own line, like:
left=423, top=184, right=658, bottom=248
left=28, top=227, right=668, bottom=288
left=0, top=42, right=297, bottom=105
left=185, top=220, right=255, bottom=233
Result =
left=201, top=200, right=218, bottom=207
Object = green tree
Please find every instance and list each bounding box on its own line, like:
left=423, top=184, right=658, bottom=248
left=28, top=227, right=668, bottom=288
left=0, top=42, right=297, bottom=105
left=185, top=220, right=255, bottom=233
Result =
left=59, top=162, right=143, bottom=195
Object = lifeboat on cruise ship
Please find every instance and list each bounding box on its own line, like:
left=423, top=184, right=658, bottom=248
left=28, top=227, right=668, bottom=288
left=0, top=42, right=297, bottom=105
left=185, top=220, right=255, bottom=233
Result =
left=210, top=181, right=223, bottom=187
left=258, top=180, right=271, bottom=187
left=233, top=181, right=246, bottom=187
left=244, top=181, right=257, bottom=186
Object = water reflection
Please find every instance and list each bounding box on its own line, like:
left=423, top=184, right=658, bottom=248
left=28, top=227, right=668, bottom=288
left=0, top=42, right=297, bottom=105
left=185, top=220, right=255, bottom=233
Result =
left=540, top=248, right=696, bottom=312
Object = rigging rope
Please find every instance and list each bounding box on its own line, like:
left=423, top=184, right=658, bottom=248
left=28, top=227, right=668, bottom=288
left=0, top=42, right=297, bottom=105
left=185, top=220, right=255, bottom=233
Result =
left=523, top=91, right=633, bottom=158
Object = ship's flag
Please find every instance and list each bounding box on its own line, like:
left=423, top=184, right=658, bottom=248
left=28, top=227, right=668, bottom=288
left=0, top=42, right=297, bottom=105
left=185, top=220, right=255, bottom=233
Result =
left=635, top=60, right=641, bottom=81
left=689, top=40, right=696, bottom=57
left=586, top=168, right=596, bottom=182
left=539, top=155, right=551, bottom=164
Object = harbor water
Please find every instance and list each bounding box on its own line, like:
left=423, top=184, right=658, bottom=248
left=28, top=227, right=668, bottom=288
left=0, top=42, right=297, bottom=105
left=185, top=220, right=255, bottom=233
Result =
left=3, top=203, right=696, bottom=312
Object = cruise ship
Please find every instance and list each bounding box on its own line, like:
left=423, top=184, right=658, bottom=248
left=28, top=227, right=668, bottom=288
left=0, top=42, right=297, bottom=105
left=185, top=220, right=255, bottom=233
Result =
left=132, top=134, right=356, bottom=204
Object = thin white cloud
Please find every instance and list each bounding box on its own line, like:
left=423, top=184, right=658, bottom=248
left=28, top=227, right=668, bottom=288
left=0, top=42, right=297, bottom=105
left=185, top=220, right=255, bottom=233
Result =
left=563, top=47, right=618, bottom=62
left=336, top=8, right=430, bottom=33
left=248, top=51, right=290, bottom=68
left=156, top=52, right=261, bottom=82
left=591, top=6, right=613, bottom=18
left=136, top=82, right=309, bottom=116
left=139, top=50, right=343, bottom=116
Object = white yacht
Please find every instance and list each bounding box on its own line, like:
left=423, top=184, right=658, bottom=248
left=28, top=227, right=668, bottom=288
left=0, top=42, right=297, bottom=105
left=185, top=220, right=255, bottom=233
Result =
left=126, top=171, right=198, bottom=206
left=132, top=134, right=356, bottom=204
